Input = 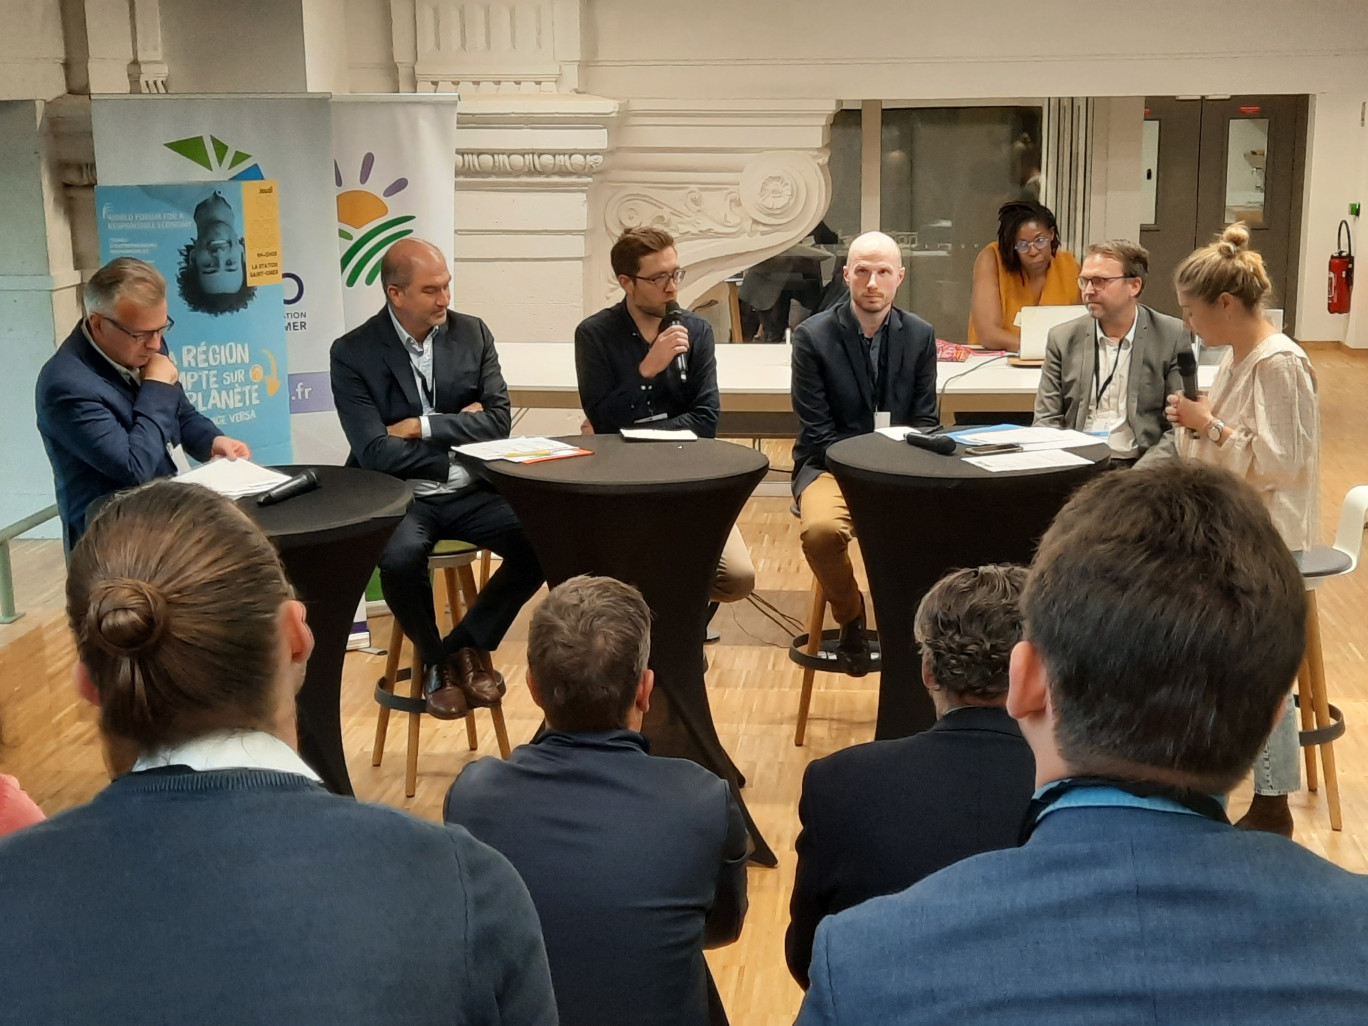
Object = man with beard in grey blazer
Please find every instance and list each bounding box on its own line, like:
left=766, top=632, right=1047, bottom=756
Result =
left=1033, top=239, right=1189, bottom=467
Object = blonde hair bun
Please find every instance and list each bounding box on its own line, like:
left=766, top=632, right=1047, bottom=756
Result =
left=86, top=578, right=168, bottom=658
left=1218, top=222, right=1252, bottom=258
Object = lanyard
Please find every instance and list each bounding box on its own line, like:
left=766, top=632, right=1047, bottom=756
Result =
left=1093, top=333, right=1123, bottom=407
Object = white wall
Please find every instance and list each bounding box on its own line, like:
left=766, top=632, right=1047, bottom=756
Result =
left=0, top=0, right=65, bottom=100
left=161, top=0, right=307, bottom=93
left=1297, top=92, right=1368, bottom=346
left=583, top=0, right=1368, bottom=100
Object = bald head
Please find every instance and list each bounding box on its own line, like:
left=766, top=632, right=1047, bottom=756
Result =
left=844, top=231, right=905, bottom=322
left=846, top=231, right=903, bottom=268
left=380, top=238, right=446, bottom=292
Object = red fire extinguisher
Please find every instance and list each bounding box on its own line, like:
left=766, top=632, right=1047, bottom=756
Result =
left=1329, top=219, right=1354, bottom=314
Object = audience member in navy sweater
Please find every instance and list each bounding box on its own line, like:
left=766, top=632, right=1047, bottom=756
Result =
left=445, top=575, right=749, bottom=1026
left=0, top=482, right=557, bottom=1026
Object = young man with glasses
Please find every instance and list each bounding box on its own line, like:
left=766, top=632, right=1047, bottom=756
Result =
left=36, top=256, right=250, bottom=551
left=1032, top=239, right=1190, bottom=467
left=574, top=227, right=755, bottom=611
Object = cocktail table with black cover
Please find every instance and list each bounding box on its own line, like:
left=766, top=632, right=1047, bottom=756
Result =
left=241, top=465, right=411, bottom=796
left=826, top=434, right=1110, bottom=740
left=480, top=434, right=776, bottom=866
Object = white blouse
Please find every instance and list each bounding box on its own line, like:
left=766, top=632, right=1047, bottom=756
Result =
left=1178, top=333, right=1319, bottom=551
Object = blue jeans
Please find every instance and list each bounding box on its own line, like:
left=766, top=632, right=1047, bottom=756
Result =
left=1253, top=694, right=1301, bottom=796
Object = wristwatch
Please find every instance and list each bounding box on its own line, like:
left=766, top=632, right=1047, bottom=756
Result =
left=1206, top=417, right=1226, bottom=444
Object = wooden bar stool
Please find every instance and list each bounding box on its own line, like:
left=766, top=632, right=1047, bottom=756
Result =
left=790, top=578, right=881, bottom=746
left=372, top=540, right=509, bottom=797
left=1293, top=484, right=1368, bottom=832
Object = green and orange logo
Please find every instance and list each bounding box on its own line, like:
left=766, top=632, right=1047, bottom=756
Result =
left=336, top=153, right=413, bottom=288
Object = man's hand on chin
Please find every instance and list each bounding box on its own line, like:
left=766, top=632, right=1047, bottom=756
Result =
left=386, top=417, right=424, bottom=440
left=211, top=435, right=251, bottom=460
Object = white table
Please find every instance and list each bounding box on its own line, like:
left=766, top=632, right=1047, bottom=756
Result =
left=498, top=342, right=1217, bottom=428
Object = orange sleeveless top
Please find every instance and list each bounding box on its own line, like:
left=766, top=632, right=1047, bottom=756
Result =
left=968, top=242, right=1081, bottom=346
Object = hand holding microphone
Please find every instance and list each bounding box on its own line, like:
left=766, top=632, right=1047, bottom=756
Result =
left=638, top=302, right=691, bottom=381
left=661, top=301, right=690, bottom=382
left=1166, top=351, right=1211, bottom=436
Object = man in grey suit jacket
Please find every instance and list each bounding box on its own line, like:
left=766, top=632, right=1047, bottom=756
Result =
left=1033, top=240, right=1189, bottom=465
left=797, top=461, right=1368, bottom=1026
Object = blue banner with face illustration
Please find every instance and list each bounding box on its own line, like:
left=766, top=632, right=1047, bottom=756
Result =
left=95, top=180, right=292, bottom=465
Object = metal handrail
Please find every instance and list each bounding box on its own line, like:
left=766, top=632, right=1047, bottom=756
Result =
left=0, top=504, right=58, bottom=624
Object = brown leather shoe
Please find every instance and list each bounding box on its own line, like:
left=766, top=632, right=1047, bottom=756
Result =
left=452, top=648, right=506, bottom=708
left=1235, top=793, right=1294, bottom=838
left=424, top=662, right=470, bottom=720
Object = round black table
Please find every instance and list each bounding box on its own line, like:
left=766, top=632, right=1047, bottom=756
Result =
left=480, top=435, right=776, bottom=866
left=826, top=434, right=1110, bottom=739
left=242, top=465, right=411, bottom=795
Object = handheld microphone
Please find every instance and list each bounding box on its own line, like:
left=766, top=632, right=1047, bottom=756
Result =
left=661, top=301, right=688, bottom=382
left=257, top=469, right=321, bottom=507
left=905, top=431, right=958, bottom=456
left=1176, top=349, right=1199, bottom=401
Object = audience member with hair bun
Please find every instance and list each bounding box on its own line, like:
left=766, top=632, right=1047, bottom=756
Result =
left=0, top=482, right=556, bottom=1026
left=969, top=200, right=1082, bottom=350
left=1166, top=221, right=1319, bottom=838
left=786, top=564, right=1035, bottom=989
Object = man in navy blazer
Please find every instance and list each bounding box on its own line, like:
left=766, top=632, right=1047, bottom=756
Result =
left=798, top=461, right=1368, bottom=1025
left=330, top=238, right=542, bottom=718
left=786, top=564, right=1034, bottom=988
left=790, top=231, right=938, bottom=674
left=444, top=575, right=748, bottom=1026
left=35, top=257, right=249, bottom=552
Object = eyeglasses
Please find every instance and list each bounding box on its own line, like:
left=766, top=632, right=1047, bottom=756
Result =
left=1077, top=275, right=1130, bottom=290
left=1013, top=235, right=1054, bottom=254
left=100, top=314, right=174, bottom=345
left=632, top=268, right=686, bottom=288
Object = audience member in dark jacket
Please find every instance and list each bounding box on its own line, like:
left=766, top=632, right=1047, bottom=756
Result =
left=786, top=564, right=1034, bottom=987
left=446, top=575, right=749, bottom=1026
left=0, top=483, right=555, bottom=1026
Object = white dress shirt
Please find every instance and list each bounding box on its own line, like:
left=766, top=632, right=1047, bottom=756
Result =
left=131, top=728, right=322, bottom=782
left=1083, top=316, right=1137, bottom=457
left=387, top=306, right=473, bottom=496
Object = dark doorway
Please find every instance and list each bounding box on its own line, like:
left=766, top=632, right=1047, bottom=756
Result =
left=1141, top=95, right=1307, bottom=324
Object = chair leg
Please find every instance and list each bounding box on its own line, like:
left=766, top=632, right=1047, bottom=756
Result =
left=373, top=617, right=405, bottom=767
left=795, top=581, right=828, bottom=747
left=464, top=712, right=479, bottom=751
left=1297, top=656, right=1318, bottom=793
left=479, top=550, right=491, bottom=590
left=405, top=648, right=424, bottom=799
left=440, top=567, right=459, bottom=631
left=490, top=704, right=512, bottom=758
left=1305, top=593, right=1342, bottom=831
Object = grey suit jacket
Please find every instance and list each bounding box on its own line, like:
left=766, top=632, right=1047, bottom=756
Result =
left=1033, top=304, right=1189, bottom=461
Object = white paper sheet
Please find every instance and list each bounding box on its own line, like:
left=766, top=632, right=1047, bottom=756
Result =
left=171, top=458, right=290, bottom=498
left=620, top=428, right=698, bottom=441
left=454, top=436, right=582, bottom=461
left=957, top=426, right=1101, bottom=450
left=875, top=426, right=914, bottom=441
left=962, top=449, right=1093, bottom=473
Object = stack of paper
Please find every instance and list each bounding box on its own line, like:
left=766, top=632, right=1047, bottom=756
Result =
left=620, top=428, right=698, bottom=442
left=952, top=425, right=1103, bottom=452
left=171, top=458, right=290, bottom=498
left=455, top=436, right=590, bottom=463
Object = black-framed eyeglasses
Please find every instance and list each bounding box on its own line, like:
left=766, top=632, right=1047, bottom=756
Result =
left=1077, top=275, right=1130, bottom=290
left=1013, top=234, right=1054, bottom=254
left=632, top=268, right=686, bottom=288
left=99, top=314, right=174, bottom=345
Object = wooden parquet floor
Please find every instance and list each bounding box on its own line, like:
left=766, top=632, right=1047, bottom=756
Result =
left=4, top=345, right=1368, bottom=1026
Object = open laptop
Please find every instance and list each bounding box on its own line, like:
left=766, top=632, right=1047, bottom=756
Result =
left=1014, top=304, right=1090, bottom=365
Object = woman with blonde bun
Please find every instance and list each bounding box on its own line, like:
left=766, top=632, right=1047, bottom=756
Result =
left=1165, top=222, right=1318, bottom=838
left=0, top=482, right=556, bottom=1026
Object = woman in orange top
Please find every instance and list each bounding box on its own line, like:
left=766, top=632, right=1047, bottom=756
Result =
left=969, top=200, right=1081, bottom=351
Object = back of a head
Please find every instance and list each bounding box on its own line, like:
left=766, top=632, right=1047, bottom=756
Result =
left=1173, top=222, right=1274, bottom=311
left=1023, top=461, right=1305, bottom=793
left=66, top=482, right=292, bottom=750
left=527, top=575, right=651, bottom=732
left=915, top=564, right=1027, bottom=702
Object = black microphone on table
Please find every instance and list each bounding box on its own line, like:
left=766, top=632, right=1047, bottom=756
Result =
left=661, top=301, right=688, bottom=382
left=257, top=469, right=320, bottom=507
left=905, top=431, right=958, bottom=456
left=1176, top=349, right=1200, bottom=437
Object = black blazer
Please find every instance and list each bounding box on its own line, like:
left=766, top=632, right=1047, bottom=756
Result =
left=330, top=308, right=511, bottom=482
left=790, top=302, right=939, bottom=499
left=785, top=706, right=1035, bottom=988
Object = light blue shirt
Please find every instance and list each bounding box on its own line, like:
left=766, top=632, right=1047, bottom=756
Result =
left=1032, top=780, right=1228, bottom=826
left=387, top=306, right=472, bottom=495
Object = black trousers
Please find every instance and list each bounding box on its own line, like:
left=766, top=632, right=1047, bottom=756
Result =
left=377, top=486, right=544, bottom=666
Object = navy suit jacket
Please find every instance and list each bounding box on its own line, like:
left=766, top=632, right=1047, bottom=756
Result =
left=329, top=307, right=511, bottom=483
left=35, top=322, right=221, bottom=551
left=786, top=706, right=1035, bottom=988
left=790, top=302, right=939, bottom=499
left=444, top=729, right=749, bottom=1026
left=798, top=799, right=1368, bottom=1025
